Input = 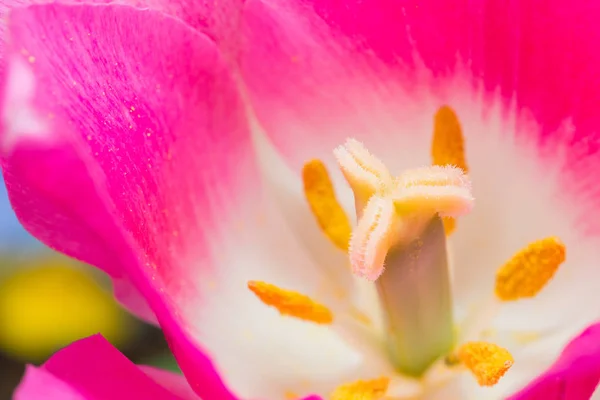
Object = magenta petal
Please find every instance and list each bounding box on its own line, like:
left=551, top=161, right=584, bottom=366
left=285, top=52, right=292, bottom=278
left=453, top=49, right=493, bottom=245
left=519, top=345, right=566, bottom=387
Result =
left=240, top=0, right=600, bottom=181
left=15, top=335, right=191, bottom=400
left=15, top=366, right=87, bottom=400
left=0, top=0, right=243, bottom=63
left=508, top=322, right=600, bottom=400
left=1, top=4, right=253, bottom=399
left=141, top=366, right=199, bottom=400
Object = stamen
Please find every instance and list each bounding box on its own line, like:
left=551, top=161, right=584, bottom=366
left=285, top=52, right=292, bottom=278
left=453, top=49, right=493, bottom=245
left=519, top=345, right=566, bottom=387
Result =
left=457, top=342, right=514, bottom=386
left=348, top=195, right=395, bottom=280
left=247, top=281, right=333, bottom=324
left=431, top=106, right=468, bottom=173
left=302, top=159, right=352, bottom=251
left=330, top=377, right=390, bottom=400
left=431, top=106, right=468, bottom=236
left=495, top=237, right=566, bottom=301
left=461, top=237, right=566, bottom=344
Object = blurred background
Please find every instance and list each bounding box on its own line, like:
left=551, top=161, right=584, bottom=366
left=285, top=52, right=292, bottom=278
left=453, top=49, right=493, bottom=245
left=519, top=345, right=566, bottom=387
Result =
left=0, top=176, right=178, bottom=399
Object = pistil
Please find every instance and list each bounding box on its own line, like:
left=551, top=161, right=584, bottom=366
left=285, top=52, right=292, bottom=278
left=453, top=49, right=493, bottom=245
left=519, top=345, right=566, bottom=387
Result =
left=334, top=139, right=474, bottom=377
left=375, top=215, right=455, bottom=376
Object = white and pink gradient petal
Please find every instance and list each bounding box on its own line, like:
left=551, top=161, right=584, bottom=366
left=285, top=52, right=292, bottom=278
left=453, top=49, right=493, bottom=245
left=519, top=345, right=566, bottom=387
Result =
left=239, top=0, right=600, bottom=396
left=1, top=3, right=362, bottom=399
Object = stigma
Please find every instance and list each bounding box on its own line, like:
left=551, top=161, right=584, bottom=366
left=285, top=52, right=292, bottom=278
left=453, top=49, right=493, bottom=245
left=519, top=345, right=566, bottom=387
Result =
left=334, top=139, right=474, bottom=280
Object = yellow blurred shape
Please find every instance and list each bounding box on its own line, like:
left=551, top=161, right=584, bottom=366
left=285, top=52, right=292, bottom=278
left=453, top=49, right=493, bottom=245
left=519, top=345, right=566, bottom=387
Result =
left=0, top=259, right=134, bottom=361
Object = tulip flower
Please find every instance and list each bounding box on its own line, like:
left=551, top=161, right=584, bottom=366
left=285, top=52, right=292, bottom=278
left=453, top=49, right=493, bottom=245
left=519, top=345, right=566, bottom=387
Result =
left=3, top=0, right=600, bottom=399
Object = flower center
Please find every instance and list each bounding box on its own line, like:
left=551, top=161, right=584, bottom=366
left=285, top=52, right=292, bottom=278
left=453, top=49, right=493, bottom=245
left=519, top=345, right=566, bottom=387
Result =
left=333, top=137, right=474, bottom=377
left=247, top=106, right=567, bottom=399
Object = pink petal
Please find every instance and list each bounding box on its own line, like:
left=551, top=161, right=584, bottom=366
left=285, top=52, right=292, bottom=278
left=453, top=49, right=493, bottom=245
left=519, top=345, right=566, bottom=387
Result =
left=239, top=2, right=600, bottom=335
left=1, top=4, right=253, bottom=398
left=15, top=366, right=87, bottom=400
left=140, top=366, right=199, bottom=400
left=239, top=0, right=600, bottom=175
left=508, top=322, right=600, bottom=400
left=15, top=335, right=191, bottom=400
left=0, top=0, right=239, bottom=67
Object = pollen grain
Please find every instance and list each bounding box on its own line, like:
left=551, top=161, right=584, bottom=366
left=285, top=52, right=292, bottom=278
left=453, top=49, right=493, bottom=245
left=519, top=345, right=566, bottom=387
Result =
left=330, top=377, right=390, bottom=400
left=457, top=342, right=514, bottom=386
left=303, top=159, right=352, bottom=251
left=247, top=281, right=333, bottom=324
left=495, top=236, right=566, bottom=301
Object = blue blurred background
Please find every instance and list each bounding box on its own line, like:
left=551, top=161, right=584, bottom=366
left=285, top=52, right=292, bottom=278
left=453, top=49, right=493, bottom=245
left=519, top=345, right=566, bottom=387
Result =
left=0, top=176, right=178, bottom=399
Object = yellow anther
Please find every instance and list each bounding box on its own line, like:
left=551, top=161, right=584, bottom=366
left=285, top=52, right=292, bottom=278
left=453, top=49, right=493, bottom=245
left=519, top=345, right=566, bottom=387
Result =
left=247, top=281, right=333, bottom=324
left=495, top=237, right=566, bottom=301
left=330, top=377, right=389, bottom=400
left=457, top=342, right=514, bottom=386
left=303, top=159, right=352, bottom=251
left=431, top=106, right=468, bottom=236
left=431, top=106, right=468, bottom=173
left=285, top=391, right=299, bottom=399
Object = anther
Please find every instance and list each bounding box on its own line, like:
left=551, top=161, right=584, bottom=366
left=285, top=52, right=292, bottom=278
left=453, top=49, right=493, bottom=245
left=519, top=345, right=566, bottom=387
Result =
left=247, top=281, right=333, bottom=324
left=431, top=105, right=468, bottom=235
left=330, top=377, right=390, bottom=400
left=302, top=159, right=352, bottom=251
left=495, top=237, right=566, bottom=301
left=457, top=341, right=514, bottom=386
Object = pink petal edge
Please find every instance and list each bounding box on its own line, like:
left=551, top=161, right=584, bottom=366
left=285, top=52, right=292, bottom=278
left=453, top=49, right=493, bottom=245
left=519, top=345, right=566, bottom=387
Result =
left=15, top=366, right=87, bottom=400
left=239, top=0, right=600, bottom=235
left=140, top=366, right=199, bottom=400
left=508, top=322, right=600, bottom=400
left=15, top=335, right=189, bottom=400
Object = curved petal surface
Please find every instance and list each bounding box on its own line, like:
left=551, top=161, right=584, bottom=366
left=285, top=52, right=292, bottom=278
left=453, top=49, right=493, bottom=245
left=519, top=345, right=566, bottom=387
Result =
left=1, top=3, right=360, bottom=399
left=239, top=0, right=600, bottom=397
left=0, top=4, right=252, bottom=398
left=140, top=367, right=199, bottom=400
left=0, top=0, right=241, bottom=71
left=14, top=335, right=190, bottom=400
left=240, top=0, right=600, bottom=172
left=508, top=322, right=600, bottom=400
left=16, top=366, right=87, bottom=400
